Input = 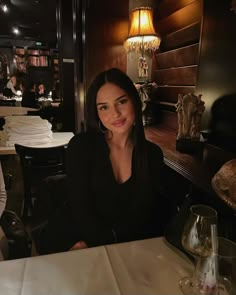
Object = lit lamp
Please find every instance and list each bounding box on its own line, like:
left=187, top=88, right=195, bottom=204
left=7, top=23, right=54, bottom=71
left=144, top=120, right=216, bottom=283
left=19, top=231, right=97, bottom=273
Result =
left=124, top=7, right=161, bottom=82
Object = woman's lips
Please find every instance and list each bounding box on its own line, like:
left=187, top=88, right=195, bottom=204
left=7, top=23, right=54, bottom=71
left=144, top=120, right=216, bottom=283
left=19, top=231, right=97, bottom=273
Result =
left=112, top=119, right=126, bottom=127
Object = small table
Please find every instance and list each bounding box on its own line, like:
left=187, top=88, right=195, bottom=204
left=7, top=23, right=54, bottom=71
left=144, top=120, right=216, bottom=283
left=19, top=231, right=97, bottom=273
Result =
left=0, top=237, right=192, bottom=295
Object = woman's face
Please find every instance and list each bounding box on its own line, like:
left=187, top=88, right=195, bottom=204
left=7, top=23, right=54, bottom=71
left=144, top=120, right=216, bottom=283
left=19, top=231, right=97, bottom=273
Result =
left=11, top=76, right=16, bottom=86
left=96, top=82, right=135, bottom=136
left=39, top=84, right=45, bottom=92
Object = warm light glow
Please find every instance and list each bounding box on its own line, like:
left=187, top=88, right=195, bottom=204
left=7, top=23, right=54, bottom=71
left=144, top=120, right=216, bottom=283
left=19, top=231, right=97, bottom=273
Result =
left=2, top=4, right=8, bottom=13
left=13, top=27, right=20, bottom=35
left=128, top=8, right=156, bottom=37
left=124, top=7, right=161, bottom=52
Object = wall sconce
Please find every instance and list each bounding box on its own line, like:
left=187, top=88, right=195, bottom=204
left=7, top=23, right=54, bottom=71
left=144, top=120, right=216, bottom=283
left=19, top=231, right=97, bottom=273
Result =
left=124, top=7, right=161, bottom=82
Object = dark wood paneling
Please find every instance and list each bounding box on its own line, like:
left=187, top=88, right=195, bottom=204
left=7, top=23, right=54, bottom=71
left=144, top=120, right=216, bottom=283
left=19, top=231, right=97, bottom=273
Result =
left=151, top=0, right=202, bottom=133
left=160, top=22, right=201, bottom=51
left=159, top=101, right=176, bottom=112
left=89, top=0, right=128, bottom=18
left=57, top=0, right=75, bottom=132
left=156, top=43, right=199, bottom=69
left=197, top=0, right=236, bottom=129
left=156, top=0, right=197, bottom=19
left=154, top=85, right=196, bottom=103
left=87, top=17, right=128, bottom=88
left=157, top=0, right=202, bottom=35
left=154, top=66, right=198, bottom=86
left=158, top=110, right=178, bottom=131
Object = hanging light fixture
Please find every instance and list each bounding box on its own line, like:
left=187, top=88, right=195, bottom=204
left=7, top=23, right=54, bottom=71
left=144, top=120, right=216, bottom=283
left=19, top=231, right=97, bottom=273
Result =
left=124, top=7, right=161, bottom=81
left=124, top=7, right=161, bottom=53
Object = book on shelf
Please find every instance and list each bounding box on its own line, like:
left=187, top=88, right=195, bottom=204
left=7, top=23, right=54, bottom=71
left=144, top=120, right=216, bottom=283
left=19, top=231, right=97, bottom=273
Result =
left=53, top=58, right=59, bottom=64
left=27, top=49, right=39, bottom=55
left=28, top=56, right=40, bottom=66
left=15, top=48, right=25, bottom=55
left=28, top=55, right=48, bottom=67
left=39, top=55, right=49, bottom=66
left=39, top=49, right=50, bottom=56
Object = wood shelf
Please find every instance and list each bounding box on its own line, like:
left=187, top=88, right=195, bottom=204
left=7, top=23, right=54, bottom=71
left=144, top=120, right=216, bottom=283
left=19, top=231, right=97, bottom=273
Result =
left=13, top=47, right=59, bottom=86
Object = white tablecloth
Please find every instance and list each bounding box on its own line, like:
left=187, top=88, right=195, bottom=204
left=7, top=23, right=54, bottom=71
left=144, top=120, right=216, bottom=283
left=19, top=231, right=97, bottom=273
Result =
left=0, top=106, right=38, bottom=118
left=0, top=237, right=193, bottom=295
left=0, top=132, right=74, bottom=155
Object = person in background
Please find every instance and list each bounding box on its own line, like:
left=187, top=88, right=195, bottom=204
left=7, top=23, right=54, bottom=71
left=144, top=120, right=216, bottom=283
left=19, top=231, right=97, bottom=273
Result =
left=36, top=83, right=47, bottom=99
left=35, top=68, right=175, bottom=254
left=3, top=74, right=18, bottom=97
left=21, top=81, right=39, bottom=109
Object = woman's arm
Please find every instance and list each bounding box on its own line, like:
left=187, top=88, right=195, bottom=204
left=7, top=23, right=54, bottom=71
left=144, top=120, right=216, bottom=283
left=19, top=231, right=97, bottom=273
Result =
left=6, top=81, right=17, bottom=95
left=0, top=163, right=7, bottom=218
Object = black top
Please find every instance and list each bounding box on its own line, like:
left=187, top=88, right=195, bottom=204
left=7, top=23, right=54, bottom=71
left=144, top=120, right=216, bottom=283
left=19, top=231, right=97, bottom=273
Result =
left=66, top=132, right=173, bottom=247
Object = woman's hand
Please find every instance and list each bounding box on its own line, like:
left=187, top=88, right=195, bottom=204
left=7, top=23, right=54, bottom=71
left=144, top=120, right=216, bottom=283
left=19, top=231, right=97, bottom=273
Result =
left=70, top=241, right=88, bottom=251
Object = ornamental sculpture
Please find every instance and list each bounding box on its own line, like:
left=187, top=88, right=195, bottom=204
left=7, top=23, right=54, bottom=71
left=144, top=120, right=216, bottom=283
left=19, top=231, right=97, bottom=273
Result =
left=175, top=93, right=205, bottom=153
left=176, top=93, right=205, bottom=140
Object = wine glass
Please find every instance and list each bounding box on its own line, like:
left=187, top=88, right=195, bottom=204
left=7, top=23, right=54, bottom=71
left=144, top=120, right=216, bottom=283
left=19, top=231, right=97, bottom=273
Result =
left=179, top=204, right=218, bottom=295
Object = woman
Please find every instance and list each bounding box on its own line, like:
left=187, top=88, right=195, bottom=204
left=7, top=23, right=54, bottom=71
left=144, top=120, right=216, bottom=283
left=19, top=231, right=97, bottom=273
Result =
left=36, top=83, right=47, bottom=99
left=36, top=68, right=174, bottom=254
left=3, top=74, right=18, bottom=97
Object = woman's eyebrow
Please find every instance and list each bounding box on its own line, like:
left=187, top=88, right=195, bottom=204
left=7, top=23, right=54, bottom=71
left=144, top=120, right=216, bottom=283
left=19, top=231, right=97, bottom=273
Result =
left=97, top=102, right=107, bottom=106
left=115, top=94, right=127, bottom=101
left=97, top=94, right=127, bottom=105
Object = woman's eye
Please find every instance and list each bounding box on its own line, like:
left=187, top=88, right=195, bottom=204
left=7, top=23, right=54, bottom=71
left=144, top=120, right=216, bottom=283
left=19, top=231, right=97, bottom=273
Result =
left=98, top=105, right=108, bottom=111
left=118, top=98, right=128, bottom=105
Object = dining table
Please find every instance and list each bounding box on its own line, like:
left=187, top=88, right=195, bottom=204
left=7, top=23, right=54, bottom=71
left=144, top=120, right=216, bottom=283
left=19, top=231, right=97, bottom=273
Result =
left=0, top=106, right=38, bottom=118
left=0, top=132, right=74, bottom=155
left=0, top=237, right=193, bottom=295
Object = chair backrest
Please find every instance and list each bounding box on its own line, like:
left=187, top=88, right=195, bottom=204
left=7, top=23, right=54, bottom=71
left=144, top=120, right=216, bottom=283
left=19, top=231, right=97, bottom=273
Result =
left=15, top=143, right=67, bottom=217
left=15, top=144, right=67, bottom=180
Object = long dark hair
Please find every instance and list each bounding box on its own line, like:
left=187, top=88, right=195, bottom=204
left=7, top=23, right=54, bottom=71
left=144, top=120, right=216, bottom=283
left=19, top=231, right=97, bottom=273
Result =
left=86, top=67, right=148, bottom=182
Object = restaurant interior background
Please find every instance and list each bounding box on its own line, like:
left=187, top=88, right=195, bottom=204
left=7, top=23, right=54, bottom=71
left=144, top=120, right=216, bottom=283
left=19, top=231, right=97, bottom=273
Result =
left=0, top=0, right=236, bottom=137
left=1, top=0, right=236, bottom=231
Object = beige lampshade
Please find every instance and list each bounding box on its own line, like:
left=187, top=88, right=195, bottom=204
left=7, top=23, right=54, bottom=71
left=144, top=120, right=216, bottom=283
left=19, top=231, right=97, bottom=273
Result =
left=124, top=7, right=161, bottom=52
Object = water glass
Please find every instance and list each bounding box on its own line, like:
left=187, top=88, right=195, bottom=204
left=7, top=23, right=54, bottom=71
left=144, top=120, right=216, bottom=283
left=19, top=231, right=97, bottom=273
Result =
left=192, top=237, right=236, bottom=295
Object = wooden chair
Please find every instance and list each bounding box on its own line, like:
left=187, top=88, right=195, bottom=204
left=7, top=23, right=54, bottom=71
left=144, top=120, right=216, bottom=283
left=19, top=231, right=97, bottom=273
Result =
left=15, top=144, right=67, bottom=218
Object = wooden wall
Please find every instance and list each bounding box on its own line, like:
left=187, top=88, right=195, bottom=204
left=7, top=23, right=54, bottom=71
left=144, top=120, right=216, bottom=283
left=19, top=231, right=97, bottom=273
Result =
left=86, top=0, right=129, bottom=88
left=152, top=0, right=202, bottom=131
left=152, top=0, right=236, bottom=133
left=73, top=0, right=129, bottom=131
left=196, top=0, right=236, bottom=129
